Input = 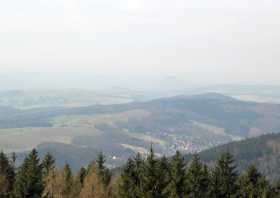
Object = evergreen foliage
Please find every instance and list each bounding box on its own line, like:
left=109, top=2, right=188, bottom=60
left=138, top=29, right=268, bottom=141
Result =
left=239, top=165, right=271, bottom=198
left=142, top=146, right=163, bottom=198
left=79, top=163, right=106, bottom=198
left=0, top=148, right=278, bottom=198
left=0, top=151, right=15, bottom=198
left=78, top=167, right=87, bottom=187
left=12, top=149, right=43, bottom=198
left=42, top=153, right=55, bottom=178
left=210, top=152, right=238, bottom=198
left=186, top=154, right=209, bottom=198
left=97, top=152, right=111, bottom=187
left=119, top=157, right=143, bottom=198
left=165, top=151, right=187, bottom=198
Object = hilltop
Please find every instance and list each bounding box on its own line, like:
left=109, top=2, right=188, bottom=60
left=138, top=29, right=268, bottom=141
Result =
left=186, top=133, right=280, bottom=181
left=1, top=93, right=280, bottom=169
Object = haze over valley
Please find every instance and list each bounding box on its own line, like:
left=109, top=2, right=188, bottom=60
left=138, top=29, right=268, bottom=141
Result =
left=0, top=90, right=280, bottom=169
left=1, top=1, right=280, bottom=196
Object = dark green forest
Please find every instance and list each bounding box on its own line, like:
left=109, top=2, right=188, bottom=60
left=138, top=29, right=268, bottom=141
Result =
left=185, top=133, right=280, bottom=182
left=0, top=148, right=279, bottom=198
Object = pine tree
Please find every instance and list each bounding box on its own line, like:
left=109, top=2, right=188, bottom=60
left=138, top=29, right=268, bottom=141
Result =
left=165, top=151, right=187, bottom=198
left=157, top=156, right=171, bottom=198
left=143, top=146, right=158, bottom=197
left=43, top=165, right=80, bottom=198
left=239, top=165, right=271, bottom=198
left=43, top=169, right=63, bottom=198
left=134, top=153, right=145, bottom=186
left=96, top=152, right=111, bottom=187
left=119, top=158, right=136, bottom=198
left=142, top=146, right=168, bottom=198
left=272, top=180, right=280, bottom=198
left=210, top=152, right=238, bottom=198
left=63, top=164, right=74, bottom=196
left=13, top=149, right=43, bottom=198
left=97, top=152, right=106, bottom=171
left=186, top=154, right=209, bottom=198
left=119, top=157, right=144, bottom=198
left=0, top=151, right=15, bottom=198
left=107, top=176, right=122, bottom=198
left=132, top=153, right=145, bottom=197
left=209, top=166, right=220, bottom=198
left=78, top=167, right=87, bottom=187
left=79, top=163, right=106, bottom=198
left=11, top=152, right=16, bottom=166
left=42, top=153, right=56, bottom=178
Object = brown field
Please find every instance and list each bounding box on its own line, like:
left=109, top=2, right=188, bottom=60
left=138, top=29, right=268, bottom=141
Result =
left=0, top=110, right=152, bottom=153
left=51, top=109, right=151, bottom=127
left=0, top=127, right=101, bottom=152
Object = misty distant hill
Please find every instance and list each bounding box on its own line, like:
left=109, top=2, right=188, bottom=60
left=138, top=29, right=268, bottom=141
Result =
left=194, top=84, right=280, bottom=103
left=0, top=89, right=136, bottom=109
left=1, top=93, right=280, bottom=169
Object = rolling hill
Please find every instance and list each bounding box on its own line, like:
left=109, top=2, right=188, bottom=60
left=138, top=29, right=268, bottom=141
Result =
left=185, top=133, right=280, bottom=182
left=1, top=93, right=280, bottom=169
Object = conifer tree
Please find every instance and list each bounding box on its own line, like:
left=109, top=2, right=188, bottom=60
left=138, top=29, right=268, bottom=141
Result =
left=132, top=153, right=145, bottom=197
left=43, top=167, right=79, bottom=198
left=43, top=169, right=63, bottom=198
left=143, top=146, right=158, bottom=197
left=0, top=151, right=15, bottom=198
left=42, top=153, right=56, bottom=178
left=11, top=152, right=16, bottom=167
left=63, top=164, right=74, bottom=196
left=107, top=176, right=122, bottom=198
left=272, top=180, right=280, bottom=198
left=239, top=165, right=271, bottom=198
left=97, top=152, right=111, bottom=187
left=78, top=167, right=87, bottom=187
left=79, top=163, right=106, bottom=198
left=119, top=158, right=136, bottom=198
left=119, top=157, right=144, bottom=198
left=165, top=151, right=187, bottom=198
left=210, top=152, right=238, bottom=198
left=209, top=166, right=220, bottom=198
left=157, top=156, right=171, bottom=198
left=143, top=146, right=168, bottom=198
left=13, top=149, right=43, bottom=198
left=186, top=154, right=209, bottom=198
left=7, top=144, right=280, bottom=198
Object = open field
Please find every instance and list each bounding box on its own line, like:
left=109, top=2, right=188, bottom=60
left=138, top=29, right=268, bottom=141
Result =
left=0, top=127, right=101, bottom=152
left=1, top=93, right=280, bottom=168
left=0, top=89, right=135, bottom=109
left=51, top=109, right=151, bottom=127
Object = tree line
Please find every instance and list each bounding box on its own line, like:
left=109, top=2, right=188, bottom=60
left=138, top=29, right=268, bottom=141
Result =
left=0, top=148, right=279, bottom=198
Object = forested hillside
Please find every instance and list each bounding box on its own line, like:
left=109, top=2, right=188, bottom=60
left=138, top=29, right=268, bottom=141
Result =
left=2, top=93, right=280, bottom=169
left=0, top=148, right=279, bottom=198
left=185, top=133, right=280, bottom=182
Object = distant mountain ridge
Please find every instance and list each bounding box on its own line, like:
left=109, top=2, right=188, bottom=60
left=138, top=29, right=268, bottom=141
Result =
left=1, top=93, right=280, bottom=169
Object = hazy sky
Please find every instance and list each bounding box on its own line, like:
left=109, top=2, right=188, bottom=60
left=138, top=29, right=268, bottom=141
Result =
left=0, top=0, right=280, bottom=89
